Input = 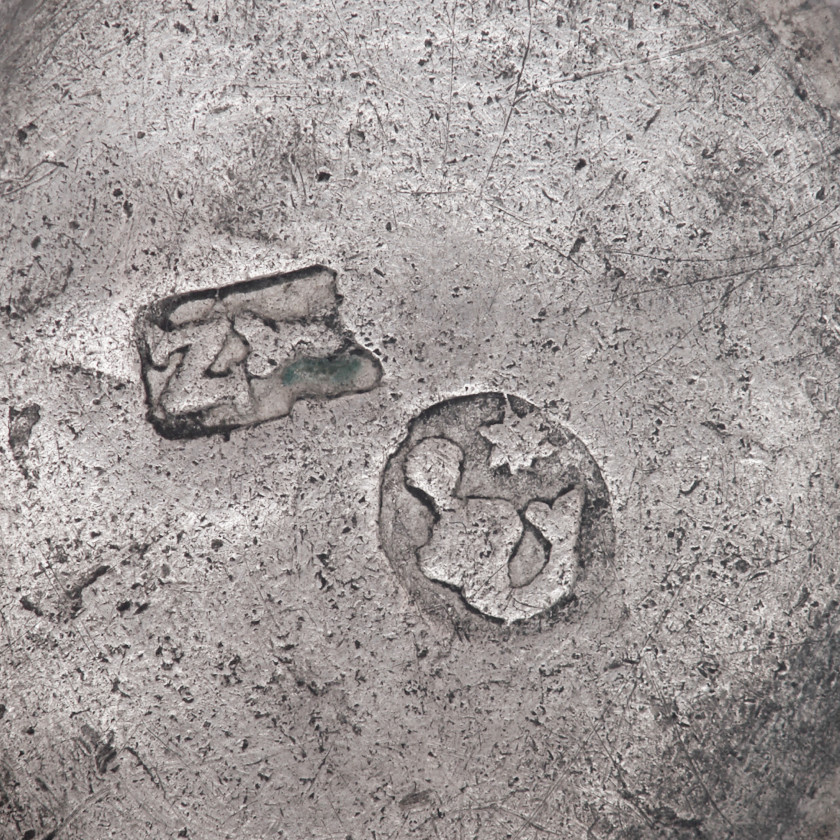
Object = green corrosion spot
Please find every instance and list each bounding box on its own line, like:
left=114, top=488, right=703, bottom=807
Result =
left=281, top=354, right=363, bottom=387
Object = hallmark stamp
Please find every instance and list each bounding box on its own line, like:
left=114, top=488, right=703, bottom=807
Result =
left=136, top=265, right=383, bottom=438
left=379, top=393, right=614, bottom=626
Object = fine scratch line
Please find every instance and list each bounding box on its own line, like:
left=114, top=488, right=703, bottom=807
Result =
left=481, top=0, right=532, bottom=192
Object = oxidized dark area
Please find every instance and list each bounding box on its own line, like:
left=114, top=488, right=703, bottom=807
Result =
left=7, top=402, right=39, bottom=483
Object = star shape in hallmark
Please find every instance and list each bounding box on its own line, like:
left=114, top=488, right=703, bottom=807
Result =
left=478, top=409, right=556, bottom=474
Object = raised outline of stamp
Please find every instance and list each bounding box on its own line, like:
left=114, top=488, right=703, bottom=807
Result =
left=135, top=265, right=383, bottom=439
left=379, top=393, right=615, bottom=627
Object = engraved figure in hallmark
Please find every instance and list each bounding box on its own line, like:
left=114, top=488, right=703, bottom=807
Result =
left=405, top=436, right=584, bottom=624
left=136, top=265, right=383, bottom=438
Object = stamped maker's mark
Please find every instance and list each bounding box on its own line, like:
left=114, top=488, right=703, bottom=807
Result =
left=136, top=265, right=383, bottom=439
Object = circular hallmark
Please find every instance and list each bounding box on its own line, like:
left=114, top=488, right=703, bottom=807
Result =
left=380, top=393, right=615, bottom=628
